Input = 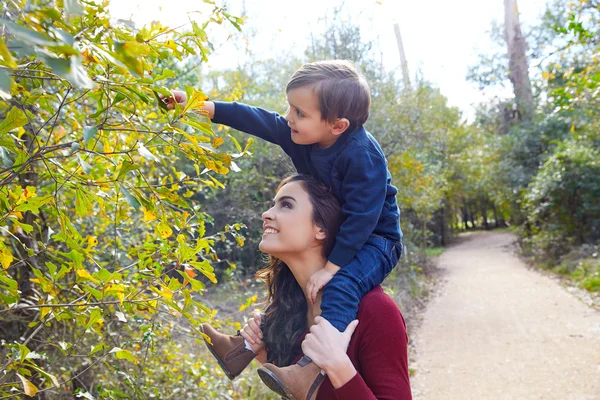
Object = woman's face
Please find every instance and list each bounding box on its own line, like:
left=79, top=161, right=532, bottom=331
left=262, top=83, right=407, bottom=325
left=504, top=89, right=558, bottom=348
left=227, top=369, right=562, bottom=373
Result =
left=259, top=181, right=325, bottom=257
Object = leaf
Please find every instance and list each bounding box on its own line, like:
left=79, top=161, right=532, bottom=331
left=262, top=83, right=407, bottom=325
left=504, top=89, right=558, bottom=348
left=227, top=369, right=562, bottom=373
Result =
left=0, top=37, right=17, bottom=68
left=89, top=343, right=109, bottom=356
left=0, top=146, right=14, bottom=168
left=138, top=144, right=159, bottom=162
left=76, top=154, right=92, bottom=174
left=0, top=107, right=27, bottom=135
left=118, top=184, right=141, bottom=210
left=116, top=160, right=140, bottom=180
left=212, top=137, right=224, bottom=148
left=64, top=0, right=85, bottom=16
left=0, top=68, right=12, bottom=100
left=182, top=86, right=208, bottom=115
left=188, top=260, right=217, bottom=283
left=76, top=269, right=99, bottom=284
left=114, top=42, right=146, bottom=77
left=115, top=311, right=127, bottom=322
left=83, top=126, right=98, bottom=145
left=0, top=241, right=14, bottom=269
left=40, top=55, right=96, bottom=89
left=16, top=373, right=38, bottom=397
left=110, top=347, right=138, bottom=364
left=28, top=364, right=60, bottom=388
left=156, top=222, right=172, bottom=239
left=141, top=207, right=156, bottom=222
left=85, top=307, right=103, bottom=330
left=76, top=391, right=96, bottom=400
left=4, top=21, right=57, bottom=46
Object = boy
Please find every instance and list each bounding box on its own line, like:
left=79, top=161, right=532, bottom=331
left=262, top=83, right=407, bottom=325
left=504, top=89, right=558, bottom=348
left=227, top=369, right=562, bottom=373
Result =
left=172, top=60, right=402, bottom=399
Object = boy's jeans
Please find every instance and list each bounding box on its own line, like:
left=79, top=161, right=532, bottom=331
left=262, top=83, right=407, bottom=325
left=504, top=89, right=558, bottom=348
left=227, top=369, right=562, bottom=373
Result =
left=321, top=234, right=403, bottom=332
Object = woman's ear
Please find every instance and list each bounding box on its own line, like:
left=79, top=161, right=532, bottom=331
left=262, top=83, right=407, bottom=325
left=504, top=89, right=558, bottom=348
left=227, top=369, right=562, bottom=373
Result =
left=331, top=118, right=350, bottom=136
left=315, top=228, right=327, bottom=241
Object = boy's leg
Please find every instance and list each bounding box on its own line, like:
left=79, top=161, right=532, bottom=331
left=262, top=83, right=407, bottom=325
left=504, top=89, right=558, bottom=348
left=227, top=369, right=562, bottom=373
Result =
left=321, top=235, right=402, bottom=332
left=200, top=323, right=256, bottom=380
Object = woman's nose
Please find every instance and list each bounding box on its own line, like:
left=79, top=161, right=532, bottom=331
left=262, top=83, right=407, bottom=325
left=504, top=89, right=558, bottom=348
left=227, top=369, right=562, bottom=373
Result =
left=262, top=206, right=275, bottom=221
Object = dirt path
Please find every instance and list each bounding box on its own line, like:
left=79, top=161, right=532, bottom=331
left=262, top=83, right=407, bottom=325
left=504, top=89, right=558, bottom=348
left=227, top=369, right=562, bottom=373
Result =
left=410, top=231, right=600, bottom=400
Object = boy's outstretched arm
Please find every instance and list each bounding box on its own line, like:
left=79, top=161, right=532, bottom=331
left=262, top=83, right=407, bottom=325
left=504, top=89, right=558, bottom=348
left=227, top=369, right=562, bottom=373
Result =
left=166, top=90, right=296, bottom=155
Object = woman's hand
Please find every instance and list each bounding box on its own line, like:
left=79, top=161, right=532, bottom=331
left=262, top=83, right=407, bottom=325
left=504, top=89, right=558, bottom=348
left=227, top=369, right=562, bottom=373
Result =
left=240, top=309, right=264, bottom=354
left=301, top=316, right=359, bottom=388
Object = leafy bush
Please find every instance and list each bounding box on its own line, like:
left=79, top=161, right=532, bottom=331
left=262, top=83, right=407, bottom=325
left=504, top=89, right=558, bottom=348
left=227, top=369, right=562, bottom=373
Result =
left=523, top=141, right=600, bottom=260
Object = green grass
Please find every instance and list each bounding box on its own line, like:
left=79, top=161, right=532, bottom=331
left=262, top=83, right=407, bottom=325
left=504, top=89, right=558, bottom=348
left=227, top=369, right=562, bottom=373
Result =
left=424, top=247, right=445, bottom=257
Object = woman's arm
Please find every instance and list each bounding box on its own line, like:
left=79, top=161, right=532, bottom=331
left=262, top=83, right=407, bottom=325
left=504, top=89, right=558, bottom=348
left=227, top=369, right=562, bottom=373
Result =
left=300, top=317, right=359, bottom=387
left=302, top=295, right=412, bottom=400
left=335, top=293, right=412, bottom=400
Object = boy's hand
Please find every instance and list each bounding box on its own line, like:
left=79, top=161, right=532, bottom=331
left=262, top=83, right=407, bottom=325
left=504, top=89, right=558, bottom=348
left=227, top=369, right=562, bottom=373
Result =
left=307, top=261, right=341, bottom=304
left=239, top=309, right=264, bottom=354
left=163, top=90, right=187, bottom=109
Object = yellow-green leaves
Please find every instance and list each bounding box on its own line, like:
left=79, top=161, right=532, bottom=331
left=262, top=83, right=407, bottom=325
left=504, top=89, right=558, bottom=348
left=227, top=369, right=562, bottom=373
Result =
left=0, top=240, right=14, bottom=269
left=0, top=107, right=28, bottom=135
left=114, top=41, right=149, bottom=77
left=110, top=347, right=138, bottom=364
left=16, top=373, right=38, bottom=397
left=83, top=126, right=98, bottom=146
left=182, top=86, right=208, bottom=116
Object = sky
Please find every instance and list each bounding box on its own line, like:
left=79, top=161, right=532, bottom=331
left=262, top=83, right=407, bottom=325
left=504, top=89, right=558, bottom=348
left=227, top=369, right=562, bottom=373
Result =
left=109, top=0, right=551, bottom=120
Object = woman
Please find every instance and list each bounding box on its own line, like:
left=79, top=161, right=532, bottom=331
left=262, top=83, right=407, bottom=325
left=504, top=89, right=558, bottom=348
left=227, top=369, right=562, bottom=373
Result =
left=204, top=175, right=412, bottom=399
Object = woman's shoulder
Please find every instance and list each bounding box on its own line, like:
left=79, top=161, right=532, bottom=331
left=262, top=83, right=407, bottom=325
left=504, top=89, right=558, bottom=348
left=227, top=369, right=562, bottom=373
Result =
left=357, top=286, right=406, bottom=327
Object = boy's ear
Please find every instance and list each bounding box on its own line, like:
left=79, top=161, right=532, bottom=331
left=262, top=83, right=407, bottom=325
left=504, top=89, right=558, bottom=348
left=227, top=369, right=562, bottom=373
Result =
left=330, top=118, right=350, bottom=136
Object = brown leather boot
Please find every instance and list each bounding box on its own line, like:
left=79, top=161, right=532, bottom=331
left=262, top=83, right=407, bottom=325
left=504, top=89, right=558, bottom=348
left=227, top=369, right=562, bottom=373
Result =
left=257, top=356, right=325, bottom=400
left=200, top=323, right=256, bottom=380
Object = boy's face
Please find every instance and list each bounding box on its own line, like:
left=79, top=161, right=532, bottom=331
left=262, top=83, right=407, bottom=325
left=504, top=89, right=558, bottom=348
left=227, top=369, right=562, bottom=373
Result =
left=285, top=87, right=339, bottom=148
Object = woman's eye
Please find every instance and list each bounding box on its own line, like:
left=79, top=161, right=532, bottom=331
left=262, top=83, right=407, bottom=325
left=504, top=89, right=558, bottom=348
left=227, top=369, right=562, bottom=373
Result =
left=281, top=201, right=292, bottom=209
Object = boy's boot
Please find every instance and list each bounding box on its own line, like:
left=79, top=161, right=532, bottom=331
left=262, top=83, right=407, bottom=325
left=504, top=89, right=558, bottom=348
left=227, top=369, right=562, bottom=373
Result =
left=200, top=323, right=256, bottom=380
left=257, top=356, right=324, bottom=400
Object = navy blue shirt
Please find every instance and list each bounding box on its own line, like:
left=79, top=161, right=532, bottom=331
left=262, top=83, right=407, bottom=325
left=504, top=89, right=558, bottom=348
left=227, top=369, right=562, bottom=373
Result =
left=212, top=101, right=402, bottom=267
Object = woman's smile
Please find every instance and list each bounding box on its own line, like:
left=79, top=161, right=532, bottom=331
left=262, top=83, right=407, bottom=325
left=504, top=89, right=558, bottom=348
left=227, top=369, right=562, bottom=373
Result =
left=263, top=226, right=279, bottom=235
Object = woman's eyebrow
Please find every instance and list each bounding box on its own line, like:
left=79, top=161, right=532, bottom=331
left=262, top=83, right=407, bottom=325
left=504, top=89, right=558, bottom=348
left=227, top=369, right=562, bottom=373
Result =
left=274, top=195, right=297, bottom=204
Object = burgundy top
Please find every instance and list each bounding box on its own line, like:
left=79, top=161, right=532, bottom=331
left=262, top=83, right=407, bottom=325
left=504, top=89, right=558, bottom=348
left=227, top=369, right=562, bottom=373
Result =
left=293, top=286, right=412, bottom=400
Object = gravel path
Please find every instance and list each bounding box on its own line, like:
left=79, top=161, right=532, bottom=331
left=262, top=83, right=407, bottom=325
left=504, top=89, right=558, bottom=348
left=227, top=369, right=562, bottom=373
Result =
left=411, top=231, right=600, bottom=400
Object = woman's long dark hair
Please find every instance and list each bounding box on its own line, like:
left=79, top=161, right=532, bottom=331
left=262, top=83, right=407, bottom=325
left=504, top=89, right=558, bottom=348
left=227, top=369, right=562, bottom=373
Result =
left=256, top=175, right=343, bottom=366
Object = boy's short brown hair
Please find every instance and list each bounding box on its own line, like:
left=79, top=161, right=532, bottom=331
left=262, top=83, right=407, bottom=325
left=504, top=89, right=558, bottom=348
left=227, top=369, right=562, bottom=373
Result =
left=286, top=60, right=371, bottom=132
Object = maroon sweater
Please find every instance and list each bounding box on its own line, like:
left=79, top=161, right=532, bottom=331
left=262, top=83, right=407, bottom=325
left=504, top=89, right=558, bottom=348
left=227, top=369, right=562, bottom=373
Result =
left=293, top=286, right=412, bottom=400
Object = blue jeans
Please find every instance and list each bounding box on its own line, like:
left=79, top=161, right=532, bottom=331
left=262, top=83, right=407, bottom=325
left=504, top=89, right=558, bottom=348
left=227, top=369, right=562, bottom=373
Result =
left=321, top=235, right=403, bottom=332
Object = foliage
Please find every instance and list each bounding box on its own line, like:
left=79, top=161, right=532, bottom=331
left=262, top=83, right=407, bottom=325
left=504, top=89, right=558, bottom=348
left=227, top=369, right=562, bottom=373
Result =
left=524, top=142, right=600, bottom=250
left=465, top=0, right=599, bottom=292
left=0, top=0, right=256, bottom=397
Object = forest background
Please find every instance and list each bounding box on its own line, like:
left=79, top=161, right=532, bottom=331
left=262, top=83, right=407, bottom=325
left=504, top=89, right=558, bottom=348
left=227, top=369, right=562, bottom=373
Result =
left=0, top=0, right=598, bottom=398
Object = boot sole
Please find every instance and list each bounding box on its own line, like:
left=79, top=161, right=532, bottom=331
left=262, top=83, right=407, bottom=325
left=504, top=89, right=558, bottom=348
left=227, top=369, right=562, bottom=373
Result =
left=257, top=367, right=295, bottom=400
left=200, top=325, right=237, bottom=381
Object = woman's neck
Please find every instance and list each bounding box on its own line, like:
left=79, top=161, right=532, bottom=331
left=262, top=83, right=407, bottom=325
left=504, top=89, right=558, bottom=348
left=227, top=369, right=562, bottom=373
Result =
left=279, top=249, right=326, bottom=324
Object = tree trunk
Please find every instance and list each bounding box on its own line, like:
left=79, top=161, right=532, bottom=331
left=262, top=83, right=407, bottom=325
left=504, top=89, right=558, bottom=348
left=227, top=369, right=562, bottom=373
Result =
left=393, top=23, right=411, bottom=91
left=504, top=0, right=534, bottom=119
left=469, top=205, right=477, bottom=229
left=440, top=205, right=446, bottom=246
left=462, top=203, right=469, bottom=230
left=481, top=199, right=489, bottom=230
left=493, top=205, right=500, bottom=228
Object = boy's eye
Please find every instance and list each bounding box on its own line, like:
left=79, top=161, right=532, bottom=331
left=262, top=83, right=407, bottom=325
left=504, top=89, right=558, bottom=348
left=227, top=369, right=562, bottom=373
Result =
left=296, top=109, right=303, bottom=117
